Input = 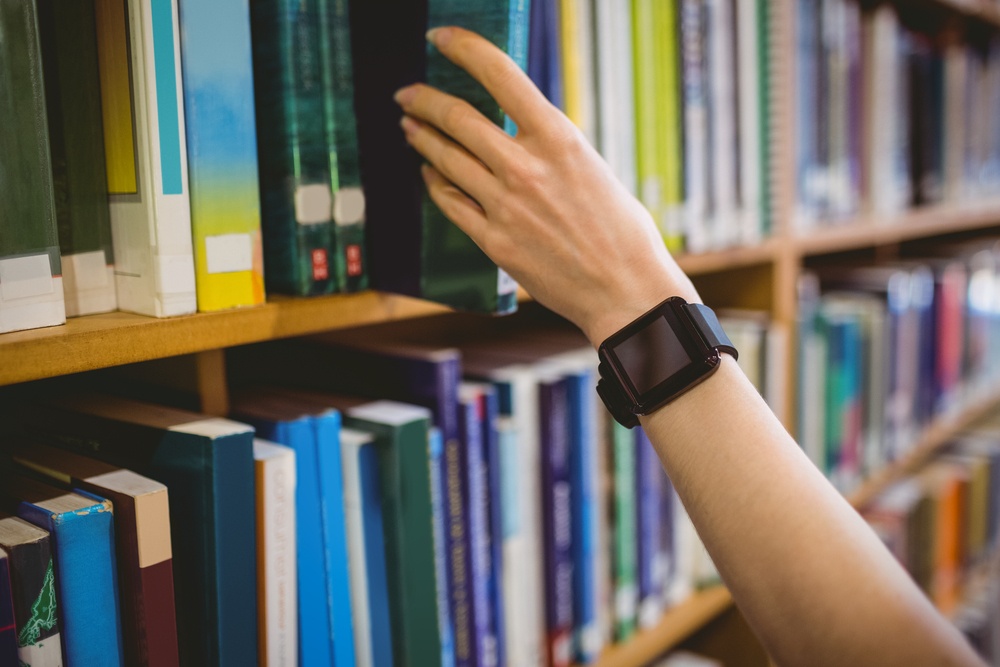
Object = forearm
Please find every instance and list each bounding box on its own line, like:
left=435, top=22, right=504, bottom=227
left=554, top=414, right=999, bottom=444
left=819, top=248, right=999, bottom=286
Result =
left=641, top=355, right=984, bottom=667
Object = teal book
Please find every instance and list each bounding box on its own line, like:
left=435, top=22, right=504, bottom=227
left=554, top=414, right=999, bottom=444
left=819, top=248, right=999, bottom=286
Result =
left=11, top=395, right=258, bottom=667
left=344, top=400, right=442, bottom=667
left=0, top=0, right=65, bottom=334
left=318, top=0, right=367, bottom=292
left=178, top=0, right=266, bottom=312
left=352, top=0, right=530, bottom=313
left=1, top=473, right=124, bottom=667
left=36, top=0, right=116, bottom=317
left=250, top=0, right=337, bottom=296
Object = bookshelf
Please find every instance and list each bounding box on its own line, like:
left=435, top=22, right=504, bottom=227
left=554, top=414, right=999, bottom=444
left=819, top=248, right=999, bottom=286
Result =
left=4, top=0, right=1000, bottom=664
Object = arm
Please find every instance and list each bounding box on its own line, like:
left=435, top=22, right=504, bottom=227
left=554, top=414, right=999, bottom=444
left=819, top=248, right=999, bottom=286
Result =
left=395, top=27, right=985, bottom=667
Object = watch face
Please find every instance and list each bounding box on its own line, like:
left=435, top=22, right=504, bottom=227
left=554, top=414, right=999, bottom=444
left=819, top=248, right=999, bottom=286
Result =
left=610, top=315, right=691, bottom=394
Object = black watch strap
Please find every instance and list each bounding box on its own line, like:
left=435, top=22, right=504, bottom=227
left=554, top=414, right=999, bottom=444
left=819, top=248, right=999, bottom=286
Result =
left=683, top=302, right=738, bottom=359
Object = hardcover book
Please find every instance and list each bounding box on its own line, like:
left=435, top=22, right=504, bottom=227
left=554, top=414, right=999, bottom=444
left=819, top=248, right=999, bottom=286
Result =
left=93, top=0, right=196, bottom=316
left=12, top=395, right=258, bottom=667
left=36, top=0, right=117, bottom=317
left=0, top=0, right=66, bottom=334
left=178, top=0, right=265, bottom=311
left=0, top=515, right=61, bottom=667
left=6, top=441, right=178, bottom=667
left=1, top=474, right=123, bottom=667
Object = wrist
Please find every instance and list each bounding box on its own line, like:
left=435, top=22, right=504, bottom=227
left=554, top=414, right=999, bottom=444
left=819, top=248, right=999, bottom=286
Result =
left=583, top=269, right=701, bottom=347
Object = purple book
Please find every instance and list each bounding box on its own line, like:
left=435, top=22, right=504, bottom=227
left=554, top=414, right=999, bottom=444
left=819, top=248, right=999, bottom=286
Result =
left=635, top=427, right=663, bottom=629
left=540, top=376, right=573, bottom=667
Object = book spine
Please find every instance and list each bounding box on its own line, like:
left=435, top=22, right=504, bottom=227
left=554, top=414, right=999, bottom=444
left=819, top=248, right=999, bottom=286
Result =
left=657, top=0, right=684, bottom=249
left=6, top=534, right=62, bottom=667
left=18, top=499, right=124, bottom=666
left=527, top=0, right=563, bottom=109
left=318, top=0, right=368, bottom=292
left=178, top=0, right=265, bottom=312
left=634, top=427, right=662, bottom=629
left=0, top=0, right=66, bottom=334
left=311, top=412, right=357, bottom=667
left=447, top=398, right=478, bottom=667
left=98, top=0, right=196, bottom=317
left=736, top=0, right=762, bottom=244
left=465, top=394, right=494, bottom=667
left=253, top=441, right=298, bottom=667
left=540, top=378, right=573, bottom=667
left=37, top=0, right=116, bottom=318
left=359, top=438, right=396, bottom=667
left=610, top=420, right=637, bottom=641
left=568, top=370, right=599, bottom=663
left=249, top=0, right=336, bottom=296
left=429, top=428, right=457, bottom=667
left=481, top=390, right=505, bottom=667
left=681, top=0, right=710, bottom=251
left=0, top=555, right=18, bottom=663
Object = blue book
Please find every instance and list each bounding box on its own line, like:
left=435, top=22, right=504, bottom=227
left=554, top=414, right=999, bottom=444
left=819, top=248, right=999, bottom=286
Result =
left=2, top=473, right=123, bottom=667
left=477, top=384, right=506, bottom=667
left=230, top=389, right=355, bottom=667
left=340, top=427, right=395, bottom=667
left=427, top=428, right=456, bottom=667
left=635, top=427, right=662, bottom=629
left=795, top=0, right=819, bottom=223
left=527, top=0, right=562, bottom=108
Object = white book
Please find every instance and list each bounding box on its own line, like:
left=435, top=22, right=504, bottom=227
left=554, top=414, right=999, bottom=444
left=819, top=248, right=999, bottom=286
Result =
left=594, top=0, right=637, bottom=195
left=681, top=0, right=712, bottom=253
left=253, top=439, right=298, bottom=667
left=574, top=0, right=598, bottom=149
left=706, top=0, right=739, bottom=249
left=735, top=0, right=762, bottom=246
left=96, top=0, right=196, bottom=317
left=340, top=427, right=377, bottom=667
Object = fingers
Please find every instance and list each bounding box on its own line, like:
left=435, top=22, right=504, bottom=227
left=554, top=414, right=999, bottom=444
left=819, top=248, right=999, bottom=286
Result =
left=421, top=164, right=490, bottom=244
left=401, top=115, right=500, bottom=208
left=395, top=84, right=512, bottom=171
left=426, top=26, right=559, bottom=135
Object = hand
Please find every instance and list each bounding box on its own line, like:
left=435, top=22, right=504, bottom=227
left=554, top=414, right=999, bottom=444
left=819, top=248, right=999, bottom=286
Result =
left=394, top=27, right=699, bottom=346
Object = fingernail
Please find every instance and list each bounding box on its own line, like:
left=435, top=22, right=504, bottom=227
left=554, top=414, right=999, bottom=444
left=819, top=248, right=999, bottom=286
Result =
left=394, top=85, right=416, bottom=106
left=400, top=115, right=420, bottom=135
left=426, top=26, right=452, bottom=47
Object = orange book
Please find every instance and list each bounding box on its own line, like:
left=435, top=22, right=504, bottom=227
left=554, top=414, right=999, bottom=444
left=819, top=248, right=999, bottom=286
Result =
left=919, top=462, right=965, bottom=615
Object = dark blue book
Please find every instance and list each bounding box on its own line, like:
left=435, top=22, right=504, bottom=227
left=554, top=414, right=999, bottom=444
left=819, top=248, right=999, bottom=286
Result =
left=453, top=387, right=485, bottom=667
left=635, top=427, right=662, bottom=630
left=427, top=427, right=456, bottom=667
left=540, top=376, right=573, bottom=667
left=527, top=0, right=562, bottom=108
left=477, top=384, right=506, bottom=667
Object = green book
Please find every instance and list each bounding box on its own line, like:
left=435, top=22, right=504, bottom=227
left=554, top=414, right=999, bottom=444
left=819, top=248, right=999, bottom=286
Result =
left=318, top=0, right=367, bottom=292
left=610, top=420, right=637, bottom=641
left=36, top=0, right=116, bottom=317
left=756, top=0, right=771, bottom=236
left=0, top=0, right=65, bottom=334
left=250, top=0, right=338, bottom=296
left=11, top=394, right=258, bottom=667
left=343, top=400, right=442, bottom=667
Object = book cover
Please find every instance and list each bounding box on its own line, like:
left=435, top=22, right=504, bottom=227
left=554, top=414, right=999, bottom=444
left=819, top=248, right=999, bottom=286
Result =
left=0, top=549, right=17, bottom=666
left=13, top=395, right=258, bottom=667
left=344, top=401, right=442, bottom=667
left=795, top=0, right=820, bottom=226
left=352, top=0, right=527, bottom=313
left=6, top=441, right=178, bottom=667
left=680, top=0, right=711, bottom=250
left=527, top=0, right=562, bottom=108
left=706, top=0, right=738, bottom=246
left=93, top=0, right=196, bottom=317
left=594, top=0, right=636, bottom=194
left=0, top=516, right=61, bottom=667
left=635, top=427, right=663, bottom=629
left=252, top=439, right=298, bottom=667
left=178, top=0, right=265, bottom=312
left=735, top=0, right=763, bottom=244
left=249, top=0, right=337, bottom=296
left=1, top=474, right=123, bottom=667
left=340, top=427, right=395, bottom=667
left=427, top=427, right=456, bottom=667
left=318, top=0, right=368, bottom=292
left=36, top=0, right=117, bottom=317
left=478, top=385, right=506, bottom=667
left=610, top=420, right=637, bottom=641
left=558, top=0, right=596, bottom=145
left=0, top=0, right=66, bottom=334
left=230, top=390, right=354, bottom=667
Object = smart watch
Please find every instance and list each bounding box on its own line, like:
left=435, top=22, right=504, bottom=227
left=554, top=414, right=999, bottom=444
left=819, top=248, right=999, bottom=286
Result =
left=596, top=297, right=738, bottom=428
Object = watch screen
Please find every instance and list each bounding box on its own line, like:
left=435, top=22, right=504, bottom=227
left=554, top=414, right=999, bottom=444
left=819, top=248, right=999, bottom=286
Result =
left=611, top=315, right=691, bottom=395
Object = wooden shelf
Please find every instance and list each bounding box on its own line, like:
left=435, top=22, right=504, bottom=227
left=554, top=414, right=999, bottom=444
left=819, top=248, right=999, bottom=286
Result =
left=582, top=587, right=733, bottom=667
left=0, top=291, right=453, bottom=387
left=849, top=384, right=1000, bottom=508
left=676, top=240, right=780, bottom=275
left=795, top=202, right=1000, bottom=257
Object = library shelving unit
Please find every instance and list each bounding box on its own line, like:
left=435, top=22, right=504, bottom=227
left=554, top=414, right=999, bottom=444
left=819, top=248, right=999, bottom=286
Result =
left=5, top=0, right=1000, bottom=665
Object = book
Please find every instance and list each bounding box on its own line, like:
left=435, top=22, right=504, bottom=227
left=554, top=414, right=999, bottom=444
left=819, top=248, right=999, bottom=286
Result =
left=230, top=389, right=354, bottom=667
left=706, top=0, right=738, bottom=247
left=0, top=0, right=66, bottom=334
left=178, top=0, right=265, bottom=312
left=527, top=0, right=563, bottom=108
left=5, top=440, right=178, bottom=667
left=352, top=0, right=528, bottom=313
left=12, top=395, right=258, bottom=666
left=344, top=400, right=442, bottom=667
left=594, top=0, right=637, bottom=195
left=93, top=0, right=196, bottom=317
left=479, top=386, right=506, bottom=667
left=250, top=0, right=338, bottom=296
left=609, top=420, right=637, bottom=641
left=558, top=0, right=597, bottom=146
left=635, top=427, right=663, bottom=629
left=253, top=439, right=298, bottom=667
left=318, top=0, right=368, bottom=292
left=340, top=427, right=395, bottom=667
left=36, top=0, right=117, bottom=317
left=0, top=549, right=17, bottom=666
left=0, top=515, right=61, bottom=667
left=1, top=473, right=123, bottom=667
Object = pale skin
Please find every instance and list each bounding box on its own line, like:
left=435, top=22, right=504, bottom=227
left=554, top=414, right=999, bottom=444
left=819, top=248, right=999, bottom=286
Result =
left=394, top=26, right=987, bottom=667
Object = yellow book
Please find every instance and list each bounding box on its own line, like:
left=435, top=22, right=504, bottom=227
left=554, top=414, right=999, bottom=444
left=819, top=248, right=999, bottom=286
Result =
left=560, top=0, right=581, bottom=125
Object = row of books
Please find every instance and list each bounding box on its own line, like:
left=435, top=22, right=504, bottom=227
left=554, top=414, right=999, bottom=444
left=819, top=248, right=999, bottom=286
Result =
left=861, top=418, right=1000, bottom=662
left=528, top=0, right=772, bottom=254
left=796, top=0, right=1000, bottom=226
left=0, top=322, right=772, bottom=667
left=0, top=0, right=530, bottom=337
left=797, top=238, right=1000, bottom=493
